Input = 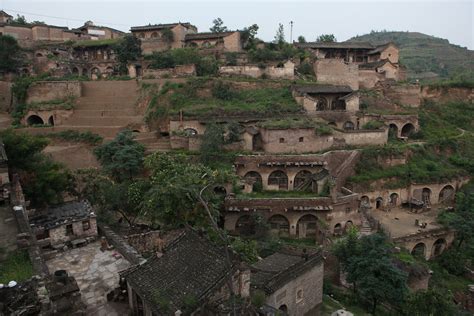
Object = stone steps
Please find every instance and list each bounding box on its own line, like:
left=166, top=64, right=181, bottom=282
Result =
left=62, top=116, right=143, bottom=126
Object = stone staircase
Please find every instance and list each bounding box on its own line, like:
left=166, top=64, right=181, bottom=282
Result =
left=134, top=131, right=171, bottom=153
left=57, top=81, right=143, bottom=138
left=359, top=219, right=373, bottom=236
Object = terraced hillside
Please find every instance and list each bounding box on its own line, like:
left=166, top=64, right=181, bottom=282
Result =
left=350, top=31, right=474, bottom=79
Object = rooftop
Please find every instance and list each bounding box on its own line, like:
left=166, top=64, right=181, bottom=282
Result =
left=292, top=84, right=353, bottom=94
left=185, top=31, right=237, bottom=41
left=251, top=250, right=322, bottom=294
left=122, top=229, right=240, bottom=313
left=367, top=42, right=396, bottom=55
left=294, top=41, right=375, bottom=50
left=130, top=22, right=195, bottom=32
left=0, top=10, right=13, bottom=18
left=29, top=200, right=95, bottom=230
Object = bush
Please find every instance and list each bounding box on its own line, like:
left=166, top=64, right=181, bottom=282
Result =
left=211, top=80, right=234, bottom=100
left=196, top=56, right=219, bottom=76
left=362, top=120, right=385, bottom=130
left=297, top=61, right=314, bottom=76
left=437, top=248, right=467, bottom=276
left=225, top=52, right=238, bottom=66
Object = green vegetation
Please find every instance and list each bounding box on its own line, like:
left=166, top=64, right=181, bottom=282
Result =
left=26, top=97, right=76, bottom=111
left=0, top=250, right=34, bottom=284
left=316, top=34, right=337, bottom=42
left=362, top=120, right=384, bottom=130
left=147, top=78, right=302, bottom=119
left=350, top=31, right=474, bottom=79
left=209, top=18, right=228, bottom=33
left=237, top=189, right=329, bottom=199
left=0, top=35, right=22, bottom=73
left=47, top=130, right=103, bottom=145
left=112, top=35, right=141, bottom=74
left=1, top=129, right=72, bottom=206
left=72, top=38, right=121, bottom=48
left=94, top=130, right=145, bottom=181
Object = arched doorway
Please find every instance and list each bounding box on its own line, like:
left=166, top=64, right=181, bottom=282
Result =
left=389, top=193, right=399, bottom=206
left=360, top=195, right=370, bottom=208
left=48, top=116, right=54, bottom=126
left=268, top=215, right=290, bottom=236
left=26, top=115, right=44, bottom=126
left=293, top=170, right=314, bottom=192
left=438, top=185, right=455, bottom=203
left=401, top=123, right=415, bottom=137
left=213, top=186, right=227, bottom=196
left=343, top=121, right=355, bottom=130
left=244, top=171, right=263, bottom=192
left=375, top=197, right=383, bottom=209
left=344, top=221, right=353, bottom=233
left=278, top=305, right=288, bottom=313
left=296, top=214, right=318, bottom=238
left=235, top=215, right=255, bottom=236
left=388, top=124, right=398, bottom=139
left=91, top=67, right=101, bottom=80
left=431, top=238, right=447, bottom=258
left=422, top=188, right=431, bottom=206
left=411, top=242, right=426, bottom=258
left=333, top=223, right=342, bottom=236
left=268, top=170, right=288, bottom=190
left=316, top=97, right=328, bottom=111
left=72, top=67, right=79, bottom=75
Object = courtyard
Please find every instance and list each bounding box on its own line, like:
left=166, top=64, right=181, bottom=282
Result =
left=46, top=241, right=130, bottom=315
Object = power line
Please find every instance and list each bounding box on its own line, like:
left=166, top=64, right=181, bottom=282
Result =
left=3, top=8, right=130, bottom=28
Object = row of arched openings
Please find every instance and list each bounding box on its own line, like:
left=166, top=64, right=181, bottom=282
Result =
left=411, top=238, right=447, bottom=259
left=244, top=170, right=318, bottom=191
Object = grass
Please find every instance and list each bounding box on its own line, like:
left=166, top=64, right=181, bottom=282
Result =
left=72, top=38, right=121, bottom=48
left=47, top=130, right=103, bottom=145
left=27, top=97, right=76, bottom=111
left=0, top=250, right=34, bottom=284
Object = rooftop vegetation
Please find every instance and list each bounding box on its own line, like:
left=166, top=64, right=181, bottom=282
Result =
left=72, top=38, right=121, bottom=48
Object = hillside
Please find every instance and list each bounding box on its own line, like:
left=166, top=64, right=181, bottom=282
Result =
left=350, top=31, right=474, bottom=80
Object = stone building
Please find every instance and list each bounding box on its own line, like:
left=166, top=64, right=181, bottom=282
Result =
left=130, top=22, right=197, bottom=54
left=185, top=31, right=243, bottom=52
left=251, top=248, right=324, bottom=315
left=292, top=84, right=359, bottom=113
left=74, top=20, right=124, bottom=40
left=29, top=200, right=97, bottom=246
left=122, top=229, right=250, bottom=315
left=0, top=10, right=13, bottom=24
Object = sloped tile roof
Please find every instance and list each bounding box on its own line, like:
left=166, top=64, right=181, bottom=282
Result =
left=29, top=200, right=94, bottom=230
left=131, top=23, right=195, bottom=32
left=185, top=31, right=237, bottom=41
left=122, top=229, right=239, bottom=313
left=295, top=41, right=374, bottom=49
left=359, top=59, right=395, bottom=69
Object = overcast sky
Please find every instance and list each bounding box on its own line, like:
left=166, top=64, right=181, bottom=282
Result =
left=1, top=0, right=473, bottom=49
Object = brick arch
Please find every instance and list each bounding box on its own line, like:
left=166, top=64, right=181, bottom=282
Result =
left=296, top=214, right=318, bottom=238
left=26, top=115, right=44, bottom=126
left=235, top=215, right=255, bottom=236
left=244, top=171, right=262, bottom=191
left=268, top=214, right=290, bottom=236
left=438, top=185, right=455, bottom=203
left=268, top=170, right=288, bottom=190
left=411, top=242, right=426, bottom=258
left=431, top=238, right=447, bottom=258
left=401, top=123, right=416, bottom=137
left=293, top=170, right=314, bottom=192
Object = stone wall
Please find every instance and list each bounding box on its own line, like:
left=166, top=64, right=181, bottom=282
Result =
left=26, top=81, right=82, bottom=104
left=124, top=231, right=163, bottom=254
left=314, top=59, right=359, bottom=90
left=0, top=81, right=12, bottom=111
left=358, top=69, right=384, bottom=89
left=260, top=128, right=333, bottom=154
left=384, top=84, right=421, bottom=107
left=143, top=64, right=196, bottom=78
left=219, top=61, right=294, bottom=79
left=47, top=216, right=97, bottom=245
left=335, top=129, right=387, bottom=146
left=265, top=259, right=323, bottom=316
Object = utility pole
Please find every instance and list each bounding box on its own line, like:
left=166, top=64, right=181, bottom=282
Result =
left=290, top=21, right=294, bottom=43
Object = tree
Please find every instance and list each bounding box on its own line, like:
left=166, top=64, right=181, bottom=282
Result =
left=200, top=124, right=225, bottom=165
left=210, top=18, right=228, bottom=33
left=241, top=24, right=259, bottom=49
left=1, top=129, right=71, bottom=206
left=12, top=15, right=27, bottom=25
left=113, top=35, right=142, bottom=74
left=274, top=23, right=286, bottom=47
left=403, top=289, right=456, bottom=316
left=94, top=130, right=145, bottom=181
left=0, top=35, right=21, bottom=73
left=297, top=35, right=307, bottom=43
left=316, top=34, right=337, bottom=42
left=141, top=152, right=233, bottom=226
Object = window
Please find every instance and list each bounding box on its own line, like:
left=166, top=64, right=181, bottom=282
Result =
left=299, top=137, right=304, bottom=142
left=82, top=220, right=90, bottom=231
left=345, top=207, right=351, bottom=213
left=296, top=289, right=304, bottom=303
left=66, top=224, right=74, bottom=236
left=279, top=138, right=285, bottom=143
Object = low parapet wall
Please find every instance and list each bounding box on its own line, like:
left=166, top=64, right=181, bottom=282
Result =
left=143, top=64, right=196, bottom=78
left=219, top=61, right=294, bottom=79
left=98, top=224, right=145, bottom=265
left=26, top=81, right=82, bottom=104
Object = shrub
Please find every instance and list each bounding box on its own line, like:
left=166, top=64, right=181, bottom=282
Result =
left=297, top=61, right=314, bottom=76
left=211, top=80, right=234, bottom=100
left=362, top=120, right=385, bottom=130
left=225, top=52, right=238, bottom=66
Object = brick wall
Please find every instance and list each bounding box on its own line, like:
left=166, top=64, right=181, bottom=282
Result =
left=261, top=128, right=333, bottom=154
left=143, top=64, right=196, bottom=78
left=335, top=129, right=387, bottom=146
left=219, top=61, right=294, bottom=79
left=0, top=81, right=12, bottom=111
left=48, top=216, right=97, bottom=244
left=26, top=81, right=82, bottom=103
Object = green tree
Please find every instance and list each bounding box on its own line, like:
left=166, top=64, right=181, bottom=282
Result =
left=274, top=23, right=285, bottom=47
left=241, top=24, right=259, bottom=49
left=316, top=34, right=337, bottom=42
left=1, top=130, right=71, bottom=206
left=161, top=28, right=174, bottom=43
left=210, top=18, right=228, bottom=33
left=141, top=152, right=233, bottom=226
left=113, top=35, right=142, bottom=74
left=403, top=289, right=456, bottom=316
left=12, top=15, right=28, bottom=25
left=200, top=124, right=225, bottom=165
left=297, top=35, right=307, bottom=43
left=94, top=130, right=145, bottom=181
left=0, top=35, right=21, bottom=73
left=438, top=182, right=474, bottom=248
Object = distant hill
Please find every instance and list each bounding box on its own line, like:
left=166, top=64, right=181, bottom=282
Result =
left=349, top=31, right=474, bottom=80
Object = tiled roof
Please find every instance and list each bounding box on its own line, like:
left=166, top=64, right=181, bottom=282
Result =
left=131, top=23, right=195, bottom=32
left=295, top=41, right=374, bottom=49
left=359, top=59, right=394, bottom=69
left=185, top=31, right=237, bottom=41
left=251, top=250, right=323, bottom=294
left=122, top=229, right=239, bottom=313
left=367, top=42, right=396, bottom=55
left=0, top=10, right=13, bottom=18
left=292, top=84, right=353, bottom=94
left=29, top=200, right=95, bottom=230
